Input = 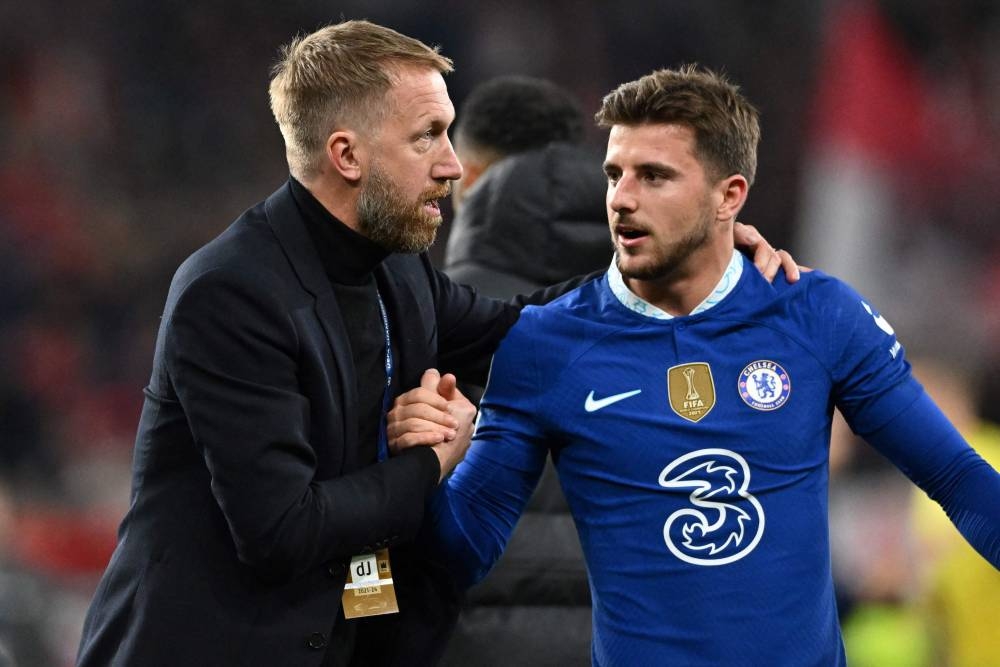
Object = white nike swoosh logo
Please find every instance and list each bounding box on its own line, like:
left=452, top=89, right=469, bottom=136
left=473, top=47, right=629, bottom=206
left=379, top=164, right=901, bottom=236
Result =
left=585, top=389, right=642, bottom=412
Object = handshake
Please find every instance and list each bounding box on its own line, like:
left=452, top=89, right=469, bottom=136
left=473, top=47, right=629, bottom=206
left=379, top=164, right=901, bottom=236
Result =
left=386, top=369, right=478, bottom=482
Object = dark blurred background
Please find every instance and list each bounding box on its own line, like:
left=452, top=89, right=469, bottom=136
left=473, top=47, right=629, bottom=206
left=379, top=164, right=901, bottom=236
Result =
left=1, top=1, right=997, bottom=665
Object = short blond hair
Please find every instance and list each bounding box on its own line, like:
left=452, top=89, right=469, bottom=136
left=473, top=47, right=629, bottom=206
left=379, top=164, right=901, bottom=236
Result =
left=596, top=65, right=759, bottom=185
left=269, top=20, right=453, bottom=179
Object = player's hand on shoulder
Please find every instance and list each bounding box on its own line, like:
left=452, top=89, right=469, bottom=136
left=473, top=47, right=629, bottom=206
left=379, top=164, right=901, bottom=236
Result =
left=734, top=221, right=809, bottom=283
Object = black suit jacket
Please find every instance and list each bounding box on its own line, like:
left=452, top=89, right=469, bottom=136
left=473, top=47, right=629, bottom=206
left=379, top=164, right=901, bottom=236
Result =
left=76, top=182, right=524, bottom=666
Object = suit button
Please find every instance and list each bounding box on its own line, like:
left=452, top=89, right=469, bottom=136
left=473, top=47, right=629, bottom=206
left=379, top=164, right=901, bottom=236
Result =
left=327, top=562, right=345, bottom=577
left=307, top=632, right=327, bottom=650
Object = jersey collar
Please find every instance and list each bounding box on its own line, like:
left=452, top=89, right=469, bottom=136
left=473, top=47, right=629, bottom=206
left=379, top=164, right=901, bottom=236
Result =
left=607, top=248, right=743, bottom=319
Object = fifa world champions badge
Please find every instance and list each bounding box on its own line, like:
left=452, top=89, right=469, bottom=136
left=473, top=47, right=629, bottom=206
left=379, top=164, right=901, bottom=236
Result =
left=667, top=363, right=716, bottom=423
left=738, top=360, right=790, bottom=411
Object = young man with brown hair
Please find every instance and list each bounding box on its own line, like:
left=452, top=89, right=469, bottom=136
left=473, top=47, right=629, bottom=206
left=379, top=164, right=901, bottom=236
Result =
left=404, top=65, right=1000, bottom=666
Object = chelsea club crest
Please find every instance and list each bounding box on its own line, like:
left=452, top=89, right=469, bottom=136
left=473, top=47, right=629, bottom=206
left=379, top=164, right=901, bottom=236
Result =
left=738, top=360, right=790, bottom=411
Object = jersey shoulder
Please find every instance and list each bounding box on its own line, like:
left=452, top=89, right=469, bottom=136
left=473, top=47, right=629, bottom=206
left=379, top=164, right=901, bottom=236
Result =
left=748, top=267, right=876, bottom=329
left=501, top=274, right=627, bottom=371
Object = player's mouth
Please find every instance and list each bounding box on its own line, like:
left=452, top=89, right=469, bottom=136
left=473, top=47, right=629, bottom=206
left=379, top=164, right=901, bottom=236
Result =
left=615, top=223, right=650, bottom=248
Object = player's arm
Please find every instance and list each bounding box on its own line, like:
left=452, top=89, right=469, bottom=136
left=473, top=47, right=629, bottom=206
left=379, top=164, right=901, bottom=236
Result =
left=426, top=427, right=548, bottom=587
left=861, top=386, right=1000, bottom=567
left=425, top=317, right=551, bottom=586
left=824, top=284, right=1000, bottom=567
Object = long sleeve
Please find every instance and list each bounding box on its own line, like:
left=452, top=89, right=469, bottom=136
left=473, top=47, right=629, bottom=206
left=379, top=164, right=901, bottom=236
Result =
left=863, top=387, right=1000, bottom=568
left=425, top=312, right=552, bottom=585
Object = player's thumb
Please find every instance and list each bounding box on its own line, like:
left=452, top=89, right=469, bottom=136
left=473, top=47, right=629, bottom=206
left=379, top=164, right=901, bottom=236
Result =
left=420, top=368, right=442, bottom=391
left=437, top=373, right=458, bottom=399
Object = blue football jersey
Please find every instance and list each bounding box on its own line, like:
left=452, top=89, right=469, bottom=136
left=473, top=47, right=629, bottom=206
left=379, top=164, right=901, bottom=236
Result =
left=433, top=253, right=999, bottom=666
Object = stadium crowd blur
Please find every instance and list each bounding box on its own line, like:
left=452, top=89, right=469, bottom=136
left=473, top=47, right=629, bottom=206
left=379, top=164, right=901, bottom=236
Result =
left=0, top=1, right=997, bottom=665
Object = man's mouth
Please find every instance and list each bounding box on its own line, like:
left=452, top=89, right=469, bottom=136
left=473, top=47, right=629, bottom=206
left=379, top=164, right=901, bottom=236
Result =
left=422, top=187, right=450, bottom=218
left=615, top=223, right=650, bottom=247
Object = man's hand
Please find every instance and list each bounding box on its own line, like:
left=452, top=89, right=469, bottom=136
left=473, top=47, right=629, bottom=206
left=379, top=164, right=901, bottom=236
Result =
left=734, top=221, right=803, bottom=283
left=386, top=369, right=477, bottom=482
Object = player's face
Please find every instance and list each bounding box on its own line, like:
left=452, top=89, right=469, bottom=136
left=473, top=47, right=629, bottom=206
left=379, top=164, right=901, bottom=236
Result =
left=357, top=66, right=462, bottom=253
left=603, top=123, right=722, bottom=282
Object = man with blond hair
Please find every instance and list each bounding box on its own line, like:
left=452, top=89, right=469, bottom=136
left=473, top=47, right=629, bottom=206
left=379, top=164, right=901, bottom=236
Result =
left=77, top=20, right=493, bottom=667
left=399, top=65, right=1000, bottom=665
left=77, top=21, right=791, bottom=666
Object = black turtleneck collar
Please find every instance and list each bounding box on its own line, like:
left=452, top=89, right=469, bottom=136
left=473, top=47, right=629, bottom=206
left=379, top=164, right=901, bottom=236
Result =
left=288, top=176, right=389, bottom=286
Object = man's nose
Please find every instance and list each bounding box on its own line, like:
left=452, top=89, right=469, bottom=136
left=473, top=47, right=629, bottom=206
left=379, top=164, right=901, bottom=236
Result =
left=608, top=176, right=637, bottom=213
left=433, top=135, right=463, bottom=181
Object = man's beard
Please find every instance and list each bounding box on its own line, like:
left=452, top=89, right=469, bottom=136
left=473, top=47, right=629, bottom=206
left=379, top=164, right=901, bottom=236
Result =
left=357, top=162, right=448, bottom=254
left=615, top=198, right=716, bottom=282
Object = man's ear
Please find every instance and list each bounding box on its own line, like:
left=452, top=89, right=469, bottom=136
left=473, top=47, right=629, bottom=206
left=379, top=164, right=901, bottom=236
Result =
left=715, top=174, right=749, bottom=221
left=326, top=130, right=363, bottom=183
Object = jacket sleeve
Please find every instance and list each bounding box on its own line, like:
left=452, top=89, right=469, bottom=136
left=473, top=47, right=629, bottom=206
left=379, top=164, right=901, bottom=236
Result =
left=165, top=266, right=440, bottom=581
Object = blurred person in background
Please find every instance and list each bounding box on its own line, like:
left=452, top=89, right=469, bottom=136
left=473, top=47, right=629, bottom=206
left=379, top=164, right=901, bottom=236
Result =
left=401, top=64, right=1000, bottom=666
left=438, top=75, right=608, bottom=666
left=445, top=75, right=611, bottom=299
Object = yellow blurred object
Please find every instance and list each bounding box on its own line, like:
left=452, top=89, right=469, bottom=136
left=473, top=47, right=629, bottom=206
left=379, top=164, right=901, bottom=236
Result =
left=842, top=603, right=932, bottom=667
left=912, top=422, right=1000, bottom=667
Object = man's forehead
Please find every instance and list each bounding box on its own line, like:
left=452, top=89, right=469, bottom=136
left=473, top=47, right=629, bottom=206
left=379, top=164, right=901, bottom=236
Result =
left=387, top=66, right=453, bottom=110
left=605, top=123, right=696, bottom=159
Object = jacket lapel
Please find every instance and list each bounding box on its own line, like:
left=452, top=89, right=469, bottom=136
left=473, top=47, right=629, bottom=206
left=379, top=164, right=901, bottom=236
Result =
left=264, top=182, right=355, bottom=475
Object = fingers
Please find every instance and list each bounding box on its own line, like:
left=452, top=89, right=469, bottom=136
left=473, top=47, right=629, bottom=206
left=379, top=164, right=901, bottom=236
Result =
left=734, top=221, right=791, bottom=284
left=387, top=403, right=457, bottom=453
left=387, top=401, right=457, bottom=439
left=395, top=371, right=450, bottom=412
left=388, top=400, right=458, bottom=429
left=776, top=249, right=800, bottom=282
left=386, top=369, right=478, bottom=458
left=388, top=423, right=455, bottom=454
left=437, top=372, right=458, bottom=400
left=387, top=369, right=459, bottom=454
left=733, top=221, right=762, bottom=247
left=733, top=221, right=775, bottom=277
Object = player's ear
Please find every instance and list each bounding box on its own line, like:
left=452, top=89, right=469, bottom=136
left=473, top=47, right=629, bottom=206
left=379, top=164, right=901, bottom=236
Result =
left=326, top=130, right=363, bottom=183
left=715, top=174, right=749, bottom=221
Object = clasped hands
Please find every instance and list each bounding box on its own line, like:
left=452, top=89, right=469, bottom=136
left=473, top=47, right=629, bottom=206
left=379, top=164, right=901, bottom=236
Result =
left=386, top=369, right=477, bottom=482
